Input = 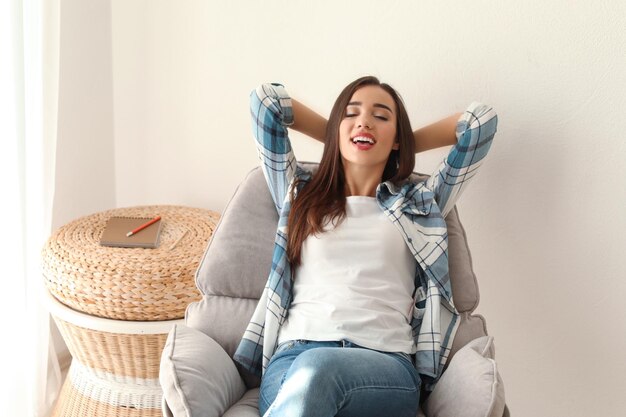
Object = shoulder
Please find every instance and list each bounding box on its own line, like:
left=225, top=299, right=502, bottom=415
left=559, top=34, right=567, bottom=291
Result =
left=407, top=172, right=430, bottom=185
left=295, top=161, right=317, bottom=179
left=379, top=173, right=430, bottom=196
left=378, top=174, right=436, bottom=213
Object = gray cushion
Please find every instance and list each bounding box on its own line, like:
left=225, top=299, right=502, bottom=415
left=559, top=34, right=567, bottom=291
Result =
left=446, top=206, right=481, bottom=314
left=188, top=165, right=280, bottom=388
left=194, top=166, right=276, bottom=301
left=160, top=324, right=246, bottom=417
left=449, top=313, right=489, bottom=363
left=423, top=336, right=505, bottom=417
left=222, top=389, right=262, bottom=417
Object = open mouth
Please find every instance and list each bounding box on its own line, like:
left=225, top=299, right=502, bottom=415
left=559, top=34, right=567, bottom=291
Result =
left=351, top=135, right=376, bottom=150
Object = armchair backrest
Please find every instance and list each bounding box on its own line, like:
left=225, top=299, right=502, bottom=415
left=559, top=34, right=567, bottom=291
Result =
left=185, top=163, right=488, bottom=387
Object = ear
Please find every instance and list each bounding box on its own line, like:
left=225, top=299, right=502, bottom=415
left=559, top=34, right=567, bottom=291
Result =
left=392, top=141, right=400, bottom=150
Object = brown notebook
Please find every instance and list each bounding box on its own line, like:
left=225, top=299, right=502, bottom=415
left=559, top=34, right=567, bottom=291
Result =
left=100, top=216, right=162, bottom=248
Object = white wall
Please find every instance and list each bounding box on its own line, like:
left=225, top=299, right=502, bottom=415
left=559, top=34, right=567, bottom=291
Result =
left=53, top=0, right=115, bottom=229
left=55, top=1, right=626, bottom=415
left=52, top=0, right=116, bottom=375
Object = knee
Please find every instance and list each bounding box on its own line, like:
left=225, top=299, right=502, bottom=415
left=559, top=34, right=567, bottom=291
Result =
left=273, top=349, right=342, bottom=413
left=289, top=348, right=343, bottom=387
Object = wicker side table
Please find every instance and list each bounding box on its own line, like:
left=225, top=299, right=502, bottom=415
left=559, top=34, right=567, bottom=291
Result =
left=43, top=205, right=221, bottom=321
left=42, top=205, right=220, bottom=416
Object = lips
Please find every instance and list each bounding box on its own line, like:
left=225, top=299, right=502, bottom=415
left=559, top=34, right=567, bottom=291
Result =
left=353, top=142, right=374, bottom=151
left=351, top=132, right=376, bottom=143
left=350, top=132, right=376, bottom=152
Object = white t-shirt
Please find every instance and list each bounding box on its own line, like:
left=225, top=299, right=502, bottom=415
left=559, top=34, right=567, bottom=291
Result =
left=278, top=196, right=418, bottom=354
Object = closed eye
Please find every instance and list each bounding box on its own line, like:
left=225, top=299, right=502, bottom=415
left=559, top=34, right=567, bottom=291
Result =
left=344, top=114, right=388, bottom=121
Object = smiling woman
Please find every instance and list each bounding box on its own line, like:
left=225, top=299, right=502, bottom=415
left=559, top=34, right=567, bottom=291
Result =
left=233, top=77, right=499, bottom=417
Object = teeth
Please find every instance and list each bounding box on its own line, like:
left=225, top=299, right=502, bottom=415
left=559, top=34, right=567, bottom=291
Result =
left=352, top=136, right=375, bottom=144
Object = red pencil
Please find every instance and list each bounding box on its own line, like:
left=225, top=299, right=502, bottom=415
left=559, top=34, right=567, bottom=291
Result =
left=126, top=216, right=161, bottom=237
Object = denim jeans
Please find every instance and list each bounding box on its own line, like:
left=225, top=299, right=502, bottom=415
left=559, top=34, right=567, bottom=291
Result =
left=259, top=340, right=421, bottom=417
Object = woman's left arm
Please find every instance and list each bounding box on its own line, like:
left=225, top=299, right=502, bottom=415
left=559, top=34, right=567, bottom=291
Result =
left=412, top=112, right=463, bottom=153
left=426, top=103, right=498, bottom=217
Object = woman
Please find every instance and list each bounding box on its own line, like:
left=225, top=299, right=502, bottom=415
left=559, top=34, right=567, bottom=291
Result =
left=234, top=76, right=498, bottom=417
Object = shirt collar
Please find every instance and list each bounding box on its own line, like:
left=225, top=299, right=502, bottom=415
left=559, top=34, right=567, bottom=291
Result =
left=377, top=179, right=432, bottom=216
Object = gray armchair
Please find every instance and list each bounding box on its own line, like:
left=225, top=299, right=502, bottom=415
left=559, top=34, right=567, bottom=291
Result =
left=159, top=163, right=509, bottom=417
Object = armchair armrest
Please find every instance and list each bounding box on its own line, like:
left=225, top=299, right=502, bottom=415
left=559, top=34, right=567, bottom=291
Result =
left=160, top=324, right=247, bottom=417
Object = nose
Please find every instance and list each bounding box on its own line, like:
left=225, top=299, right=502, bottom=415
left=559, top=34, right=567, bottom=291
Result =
left=357, top=114, right=372, bottom=129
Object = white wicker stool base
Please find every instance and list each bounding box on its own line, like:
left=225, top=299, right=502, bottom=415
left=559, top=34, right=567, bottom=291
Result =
left=46, top=290, right=183, bottom=417
left=51, top=361, right=162, bottom=417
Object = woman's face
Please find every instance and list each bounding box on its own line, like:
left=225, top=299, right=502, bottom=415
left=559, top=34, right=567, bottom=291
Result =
left=338, top=85, right=399, bottom=171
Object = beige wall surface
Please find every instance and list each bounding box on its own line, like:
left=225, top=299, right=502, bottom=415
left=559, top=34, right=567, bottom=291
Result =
left=55, top=1, right=626, bottom=415
left=53, top=0, right=115, bottom=229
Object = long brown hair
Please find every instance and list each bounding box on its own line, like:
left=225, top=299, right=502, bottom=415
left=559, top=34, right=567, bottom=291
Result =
left=287, top=76, right=415, bottom=270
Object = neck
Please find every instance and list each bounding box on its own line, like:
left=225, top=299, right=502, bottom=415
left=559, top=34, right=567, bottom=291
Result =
left=342, top=162, right=385, bottom=197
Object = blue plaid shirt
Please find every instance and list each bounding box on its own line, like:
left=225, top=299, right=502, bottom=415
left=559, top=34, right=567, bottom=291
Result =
left=234, top=83, right=498, bottom=390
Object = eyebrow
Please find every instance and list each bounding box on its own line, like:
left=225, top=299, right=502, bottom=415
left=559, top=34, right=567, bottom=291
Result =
left=347, top=101, right=394, bottom=113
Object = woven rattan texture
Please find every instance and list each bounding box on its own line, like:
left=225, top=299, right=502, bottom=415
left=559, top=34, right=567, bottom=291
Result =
left=54, top=317, right=167, bottom=380
left=51, top=372, right=162, bottom=417
left=42, top=205, right=220, bottom=321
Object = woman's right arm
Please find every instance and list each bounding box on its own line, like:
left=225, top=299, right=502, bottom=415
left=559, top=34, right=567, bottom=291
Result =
left=251, top=83, right=297, bottom=214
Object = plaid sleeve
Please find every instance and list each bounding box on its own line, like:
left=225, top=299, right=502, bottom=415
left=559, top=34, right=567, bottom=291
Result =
left=250, top=83, right=296, bottom=214
left=426, top=102, right=498, bottom=217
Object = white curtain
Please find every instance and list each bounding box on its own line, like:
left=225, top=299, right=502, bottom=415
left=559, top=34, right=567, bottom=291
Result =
left=0, top=0, right=62, bottom=416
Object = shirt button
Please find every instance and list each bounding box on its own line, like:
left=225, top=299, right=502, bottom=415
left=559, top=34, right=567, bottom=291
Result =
left=408, top=238, right=412, bottom=243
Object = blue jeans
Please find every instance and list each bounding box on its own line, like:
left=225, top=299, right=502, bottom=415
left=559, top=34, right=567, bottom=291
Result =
left=259, top=340, right=421, bottom=417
